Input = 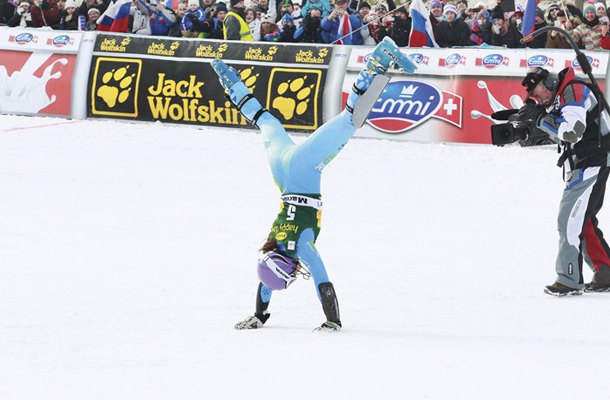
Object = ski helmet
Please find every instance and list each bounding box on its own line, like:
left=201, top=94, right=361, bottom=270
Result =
left=257, top=251, right=299, bottom=290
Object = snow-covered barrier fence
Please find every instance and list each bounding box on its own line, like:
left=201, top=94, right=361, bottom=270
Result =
left=1, top=26, right=609, bottom=144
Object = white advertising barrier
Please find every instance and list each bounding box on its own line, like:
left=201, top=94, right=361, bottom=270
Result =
left=0, top=27, right=93, bottom=118
left=344, top=46, right=610, bottom=144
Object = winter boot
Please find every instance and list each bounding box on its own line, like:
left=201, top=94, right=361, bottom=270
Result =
left=544, top=282, right=584, bottom=297
left=211, top=58, right=267, bottom=126
left=585, top=264, right=610, bottom=292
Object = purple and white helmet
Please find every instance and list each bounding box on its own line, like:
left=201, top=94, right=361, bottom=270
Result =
left=257, top=251, right=300, bottom=290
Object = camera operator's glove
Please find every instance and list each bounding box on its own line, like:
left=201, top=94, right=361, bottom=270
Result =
left=186, top=13, right=206, bottom=32
left=516, top=100, right=547, bottom=123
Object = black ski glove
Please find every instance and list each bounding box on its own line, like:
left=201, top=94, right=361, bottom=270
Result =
left=516, top=99, right=547, bottom=122
left=186, top=13, right=206, bottom=31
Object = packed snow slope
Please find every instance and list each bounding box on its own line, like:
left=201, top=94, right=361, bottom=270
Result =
left=1, top=116, right=609, bottom=400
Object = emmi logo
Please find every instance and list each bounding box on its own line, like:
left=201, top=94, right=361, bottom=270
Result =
left=268, top=68, right=321, bottom=130
left=147, top=72, right=246, bottom=124
left=91, top=57, right=141, bottom=117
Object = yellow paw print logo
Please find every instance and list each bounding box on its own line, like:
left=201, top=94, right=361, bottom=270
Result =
left=268, top=46, right=278, bottom=56
left=97, top=66, right=135, bottom=108
left=272, top=77, right=314, bottom=120
left=239, top=67, right=259, bottom=91
left=218, top=43, right=228, bottom=52
left=170, top=41, right=180, bottom=51
left=121, top=37, right=131, bottom=47
left=318, top=48, right=329, bottom=58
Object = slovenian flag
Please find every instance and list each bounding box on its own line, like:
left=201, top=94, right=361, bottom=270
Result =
left=409, top=0, right=439, bottom=47
left=520, top=0, right=540, bottom=35
left=97, top=0, right=132, bottom=32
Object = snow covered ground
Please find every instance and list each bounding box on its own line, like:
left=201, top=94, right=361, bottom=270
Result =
left=1, top=115, right=610, bottom=400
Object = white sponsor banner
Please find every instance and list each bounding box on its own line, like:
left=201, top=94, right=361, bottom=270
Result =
left=0, top=27, right=82, bottom=53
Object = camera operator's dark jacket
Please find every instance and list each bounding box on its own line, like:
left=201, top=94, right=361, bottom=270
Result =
left=433, top=16, right=471, bottom=47
left=539, top=67, right=610, bottom=171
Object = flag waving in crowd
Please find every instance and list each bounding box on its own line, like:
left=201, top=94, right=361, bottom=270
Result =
left=97, top=0, right=132, bottom=32
left=520, top=0, right=540, bottom=35
left=409, top=0, right=439, bottom=47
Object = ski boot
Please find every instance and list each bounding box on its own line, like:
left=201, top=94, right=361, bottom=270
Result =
left=313, top=321, right=342, bottom=333
left=312, top=282, right=342, bottom=332
left=211, top=58, right=267, bottom=125
left=585, top=264, right=610, bottom=292
left=367, top=36, right=417, bottom=74
left=346, top=37, right=417, bottom=127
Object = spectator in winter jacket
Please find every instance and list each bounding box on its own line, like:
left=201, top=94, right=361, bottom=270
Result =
left=246, top=7, right=262, bottom=40
left=30, top=0, right=60, bottom=27
left=434, top=3, right=470, bottom=47
left=85, top=7, right=100, bottom=30
left=320, top=0, right=362, bottom=44
left=187, top=1, right=226, bottom=38
left=78, top=0, right=106, bottom=17
left=135, top=0, right=177, bottom=36
left=567, top=1, right=608, bottom=50
left=260, top=11, right=281, bottom=40
left=8, top=0, right=32, bottom=27
left=524, top=7, right=548, bottom=48
left=294, top=6, right=327, bottom=42
left=0, top=0, right=16, bottom=24
left=429, top=0, right=443, bottom=28
left=169, top=0, right=188, bottom=37
left=180, top=0, right=206, bottom=33
left=378, top=5, right=410, bottom=46
left=354, top=1, right=371, bottom=21
left=224, top=0, right=254, bottom=40
left=361, top=11, right=380, bottom=44
left=56, top=0, right=83, bottom=30
left=301, top=0, right=331, bottom=19
left=489, top=4, right=523, bottom=48
left=546, top=10, right=580, bottom=49
left=469, top=8, right=492, bottom=45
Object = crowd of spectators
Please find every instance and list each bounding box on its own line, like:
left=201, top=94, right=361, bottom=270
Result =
left=1, top=0, right=609, bottom=49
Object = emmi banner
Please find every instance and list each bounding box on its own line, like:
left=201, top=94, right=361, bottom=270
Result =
left=87, top=34, right=332, bottom=131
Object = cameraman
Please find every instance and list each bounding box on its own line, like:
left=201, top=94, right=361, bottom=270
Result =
left=515, top=67, right=610, bottom=296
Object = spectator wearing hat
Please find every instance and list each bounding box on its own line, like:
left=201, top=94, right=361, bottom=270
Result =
left=85, top=7, right=100, bottom=30
left=596, top=2, right=606, bottom=17
left=456, top=0, right=471, bottom=22
left=187, top=1, right=227, bottom=38
left=378, top=5, right=410, bottom=46
left=546, top=2, right=560, bottom=24
left=55, top=0, right=82, bottom=30
left=180, top=0, right=207, bottom=37
left=352, top=1, right=370, bottom=21
left=78, top=0, right=106, bottom=18
left=254, top=0, right=270, bottom=15
left=301, top=0, right=331, bottom=19
left=566, top=1, right=608, bottom=49
left=488, top=4, right=523, bottom=47
left=320, top=0, right=363, bottom=44
left=31, top=0, right=60, bottom=27
left=260, top=11, right=281, bottom=40
left=429, top=0, right=443, bottom=27
left=7, top=0, right=32, bottom=27
left=434, top=3, right=471, bottom=47
left=224, top=0, right=254, bottom=39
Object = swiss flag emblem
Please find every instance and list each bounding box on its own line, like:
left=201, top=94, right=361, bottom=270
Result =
left=433, top=91, right=462, bottom=127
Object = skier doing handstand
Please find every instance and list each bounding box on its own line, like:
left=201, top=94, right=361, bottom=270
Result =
left=212, top=37, right=416, bottom=331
